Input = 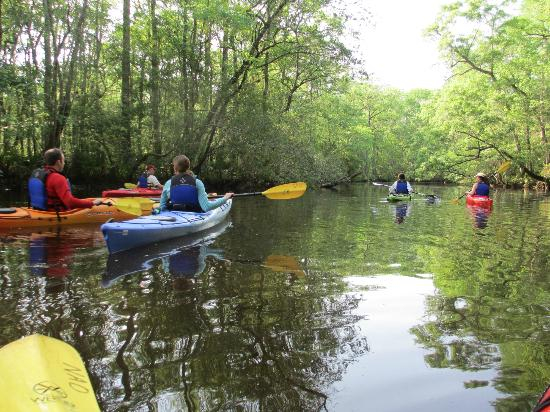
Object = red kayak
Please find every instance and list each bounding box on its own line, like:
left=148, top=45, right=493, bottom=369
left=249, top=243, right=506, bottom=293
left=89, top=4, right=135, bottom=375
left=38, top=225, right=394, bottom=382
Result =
left=534, top=385, right=550, bottom=412
left=102, top=188, right=162, bottom=198
left=466, top=195, right=493, bottom=209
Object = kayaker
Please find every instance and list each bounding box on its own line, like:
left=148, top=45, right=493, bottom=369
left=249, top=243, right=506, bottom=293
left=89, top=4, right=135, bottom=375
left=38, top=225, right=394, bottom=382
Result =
left=28, top=148, right=102, bottom=211
left=137, top=164, right=163, bottom=189
left=389, top=173, right=413, bottom=195
left=466, top=172, right=490, bottom=197
left=157, top=155, right=233, bottom=212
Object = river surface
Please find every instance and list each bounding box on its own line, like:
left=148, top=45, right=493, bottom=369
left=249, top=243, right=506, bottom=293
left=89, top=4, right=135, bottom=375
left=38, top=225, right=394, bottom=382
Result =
left=0, top=184, right=549, bottom=411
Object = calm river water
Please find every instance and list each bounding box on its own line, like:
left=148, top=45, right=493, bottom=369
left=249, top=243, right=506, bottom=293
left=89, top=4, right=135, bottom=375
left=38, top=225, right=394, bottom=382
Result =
left=0, top=184, right=549, bottom=411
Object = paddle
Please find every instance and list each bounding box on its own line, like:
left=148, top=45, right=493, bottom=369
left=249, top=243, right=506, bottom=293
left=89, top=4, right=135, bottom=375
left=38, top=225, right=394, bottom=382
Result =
left=452, top=161, right=512, bottom=203
left=101, top=197, right=156, bottom=216
left=210, top=182, right=307, bottom=200
left=0, top=334, right=101, bottom=411
left=124, top=183, right=137, bottom=189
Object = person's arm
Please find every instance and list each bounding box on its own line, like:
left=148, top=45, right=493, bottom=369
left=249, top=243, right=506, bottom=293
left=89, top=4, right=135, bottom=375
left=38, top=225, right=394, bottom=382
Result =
left=196, top=179, right=230, bottom=212
left=148, top=175, right=163, bottom=189
left=159, top=179, right=171, bottom=210
left=467, top=183, right=478, bottom=196
left=407, top=182, right=413, bottom=194
left=48, top=174, right=95, bottom=209
left=388, top=182, right=397, bottom=194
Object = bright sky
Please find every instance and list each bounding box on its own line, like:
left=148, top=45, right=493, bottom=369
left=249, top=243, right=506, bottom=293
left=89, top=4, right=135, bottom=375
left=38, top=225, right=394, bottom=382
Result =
left=352, top=0, right=452, bottom=90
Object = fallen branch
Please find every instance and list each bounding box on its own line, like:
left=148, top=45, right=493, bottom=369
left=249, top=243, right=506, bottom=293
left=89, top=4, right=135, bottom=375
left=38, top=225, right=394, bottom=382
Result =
left=321, top=171, right=362, bottom=188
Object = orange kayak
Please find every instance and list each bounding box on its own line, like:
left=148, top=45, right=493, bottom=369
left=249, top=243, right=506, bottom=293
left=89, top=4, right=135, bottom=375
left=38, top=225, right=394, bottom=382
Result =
left=0, top=199, right=152, bottom=229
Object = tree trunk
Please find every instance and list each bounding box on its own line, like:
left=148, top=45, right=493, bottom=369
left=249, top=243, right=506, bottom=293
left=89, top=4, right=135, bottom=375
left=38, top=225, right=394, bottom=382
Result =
left=194, top=0, right=290, bottom=171
left=221, top=29, right=228, bottom=85
left=51, top=0, right=89, bottom=146
left=121, top=0, right=132, bottom=161
left=181, top=2, right=191, bottom=139
left=42, top=0, right=55, bottom=149
left=150, top=0, right=161, bottom=154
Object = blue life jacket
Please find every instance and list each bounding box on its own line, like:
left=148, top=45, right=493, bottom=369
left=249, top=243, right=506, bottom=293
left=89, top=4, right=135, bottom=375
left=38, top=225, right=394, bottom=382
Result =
left=395, top=180, right=409, bottom=194
left=474, top=182, right=490, bottom=196
left=169, top=173, right=203, bottom=212
left=28, top=168, right=52, bottom=210
left=28, top=168, right=71, bottom=211
left=137, top=174, right=148, bottom=188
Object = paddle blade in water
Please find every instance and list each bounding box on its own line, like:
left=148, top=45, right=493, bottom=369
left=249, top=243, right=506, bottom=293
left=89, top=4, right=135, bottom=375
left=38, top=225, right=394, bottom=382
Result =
left=0, top=334, right=100, bottom=412
left=261, top=182, right=307, bottom=200
left=124, top=183, right=137, bottom=189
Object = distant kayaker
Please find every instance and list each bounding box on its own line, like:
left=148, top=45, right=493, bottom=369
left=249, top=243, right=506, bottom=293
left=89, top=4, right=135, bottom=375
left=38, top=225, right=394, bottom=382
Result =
left=466, top=172, right=490, bottom=196
left=137, top=164, right=163, bottom=189
left=28, top=148, right=102, bottom=211
left=389, top=173, right=413, bottom=195
left=158, top=155, right=233, bottom=212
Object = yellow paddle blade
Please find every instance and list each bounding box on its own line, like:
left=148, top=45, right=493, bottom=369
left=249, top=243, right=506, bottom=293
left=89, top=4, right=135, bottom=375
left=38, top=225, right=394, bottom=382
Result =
left=261, top=182, right=307, bottom=200
left=124, top=183, right=137, bottom=189
left=109, top=197, right=156, bottom=216
left=0, top=334, right=100, bottom=412
left=263, top=255, right=305, bottom=277
left=497, top=160, right=512, bottom=174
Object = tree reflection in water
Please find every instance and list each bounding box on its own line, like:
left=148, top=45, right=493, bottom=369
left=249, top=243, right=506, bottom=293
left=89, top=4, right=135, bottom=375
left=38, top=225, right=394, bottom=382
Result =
left=98, top=221, right=369, bottom=410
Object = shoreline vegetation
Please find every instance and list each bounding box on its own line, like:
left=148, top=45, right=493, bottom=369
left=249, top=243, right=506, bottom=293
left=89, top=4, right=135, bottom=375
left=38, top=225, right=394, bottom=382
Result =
left=0, top=0, right=548, bottom=192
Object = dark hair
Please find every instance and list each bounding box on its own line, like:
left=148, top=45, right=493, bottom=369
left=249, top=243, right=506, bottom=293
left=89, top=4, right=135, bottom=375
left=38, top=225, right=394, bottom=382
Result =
left=44, top=148, right=63, bottom=166
left=173, top=155, right=190, bottom=173
left=398, top=173, right=406, bottom=180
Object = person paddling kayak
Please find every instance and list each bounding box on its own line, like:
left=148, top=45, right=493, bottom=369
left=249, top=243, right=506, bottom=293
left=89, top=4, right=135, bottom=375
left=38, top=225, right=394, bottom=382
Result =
left=137, top=164, right=163, bottom=189
left=389, top=173, right=413, bottom=195
left=466, top=172, right=490, bottom=197
left=157, top=155, right=233, bottom=212
left=28, top=148, right=102, bottom=211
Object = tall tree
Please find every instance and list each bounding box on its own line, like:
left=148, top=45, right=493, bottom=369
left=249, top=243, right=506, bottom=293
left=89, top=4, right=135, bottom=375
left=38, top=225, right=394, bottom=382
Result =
left=121, top=0, right=132, bottom=163
left=150, top=0, right=161, bottom=154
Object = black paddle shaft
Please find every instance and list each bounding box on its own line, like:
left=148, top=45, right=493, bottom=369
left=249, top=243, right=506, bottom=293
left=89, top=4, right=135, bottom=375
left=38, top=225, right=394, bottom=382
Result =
left=209, top=192, right=262, bottom=199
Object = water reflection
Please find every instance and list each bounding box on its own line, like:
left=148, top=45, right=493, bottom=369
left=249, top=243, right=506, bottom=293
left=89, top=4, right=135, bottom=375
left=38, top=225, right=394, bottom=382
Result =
left=391, top=202, right=411, bottom=224
left=23, top=227, right=101, bottom=293
left=467, top=205, right=492, bottom=229
left=103, top=220, right=231, bottom=287
left=167, top=245, right=224, bottom=290
left=0, top=186, right=549, bottom=411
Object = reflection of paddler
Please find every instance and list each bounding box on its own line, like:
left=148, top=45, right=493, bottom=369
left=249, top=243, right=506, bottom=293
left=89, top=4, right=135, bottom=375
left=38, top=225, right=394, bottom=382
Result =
left=467, top=205, right=492, bottom=229
left=262, top=255, right=305, bottom=277
left=163, top=244, right=224, bottom=289
left=30, top=232, right=71, bottom=279
left=29, top=229, right=98, bottom=279
left=393, top=203, right=410, bottom=224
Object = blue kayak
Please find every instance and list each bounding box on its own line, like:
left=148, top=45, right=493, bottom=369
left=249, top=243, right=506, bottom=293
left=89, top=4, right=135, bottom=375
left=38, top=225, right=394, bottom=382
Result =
left=101, top=200, right=232, bottom=254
